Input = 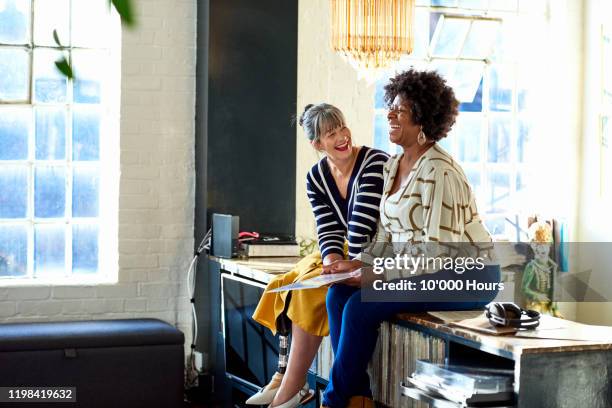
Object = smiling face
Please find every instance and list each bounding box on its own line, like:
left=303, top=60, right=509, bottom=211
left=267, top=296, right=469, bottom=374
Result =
left=313, top=123, right=353, bottom=161
left=387, top=94, right=421, bottom=148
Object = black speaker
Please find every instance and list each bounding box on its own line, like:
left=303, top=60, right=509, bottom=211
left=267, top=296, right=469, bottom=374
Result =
left=212, top=213, right=239, bottom=258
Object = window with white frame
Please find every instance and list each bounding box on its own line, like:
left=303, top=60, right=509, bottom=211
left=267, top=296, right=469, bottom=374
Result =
left=0, top=0, right=119, bottom=281
left=601, top=2, right=612, bottom=197
left=373, top=0, right=550, bottom=240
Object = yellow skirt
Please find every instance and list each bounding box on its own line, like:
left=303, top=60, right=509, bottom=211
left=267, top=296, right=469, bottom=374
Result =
left=252, top=251, right=329, bottom=337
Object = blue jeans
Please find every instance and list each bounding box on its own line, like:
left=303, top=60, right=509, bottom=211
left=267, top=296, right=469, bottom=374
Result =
left=321, top=266, right=500, bottom=408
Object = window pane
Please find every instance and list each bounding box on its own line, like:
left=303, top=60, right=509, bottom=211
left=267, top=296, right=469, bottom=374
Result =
left=35, top=166, right=66, bottom=218
left=374, top=113, right=393, bottom=154
left=460, top=19, right=501, bottom=60
left=516, top=171, right=527, bottom=200
left=430, top=59, right=484, bottom=103
left=488, top=115, right=511, bottom=163
left=0, top=165, right=28, bottom=218
left=72, top=167, right=99, bottom=217
left=73, top=50, right=105, bottom=104
left=73, top=107, right=100, bottom=161
left=71, top=0, right=110, bottom=48
left=34, top=224, right=65, bottom=276
left=431, top=16, right=470, bottom=58
left=431, top=0, right=458, bottom=6
left=489, top=64, right=513, bottom=112
left=484, top=216, right=508, bottom=237
left=34, top=49, right=69, bottom=103
left=35, top=107, right=66, bottom=160
left=0, top=47, right=29, bottom=101
left=33, top=0, right=70, bottom=46
left=0, top=224, right=27, bottom=277
left=374, top=82, right=386, bottom=109
left=603, top=37, right=612, bottom=96
left=454, top=113, right=482, bottom=162
left=489, top=0, right=518, bottom=12
left=437, top=136, right=452, bottom=154
left=453, top=61, right=484, bottom=103
left=72, top=224, right=98, bottom=274
left=486, top=170, right=510, bottom=213
left=490, top=17, right=518, bottom=63
left=0, top=0, right=30, bottom=44
left=459, top=0, right=487, bottom=9
left=517, top=117, right=533, bottom=163
left=464, top=168, right=482, bottom=200
left=459, top=78, right=483, bottom=112
left=411, top=8, right=430, bottom=59
left=0, top=106, right=30, bottom=160
left=518, top=0, right=547, bottom=13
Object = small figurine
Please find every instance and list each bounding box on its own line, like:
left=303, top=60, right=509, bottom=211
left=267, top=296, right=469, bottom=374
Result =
left=521, top=221, right=563, bottom=317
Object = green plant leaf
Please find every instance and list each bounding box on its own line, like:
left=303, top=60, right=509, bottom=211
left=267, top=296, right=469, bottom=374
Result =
left=55, top=57, right=73, bottom=79
left=110, top=0, right=136, bottom=28
left=52, top=29, right=63, bottom=47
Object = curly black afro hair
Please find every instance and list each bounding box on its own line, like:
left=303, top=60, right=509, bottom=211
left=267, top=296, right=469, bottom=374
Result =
left=383, top=69, right=459, bottom=142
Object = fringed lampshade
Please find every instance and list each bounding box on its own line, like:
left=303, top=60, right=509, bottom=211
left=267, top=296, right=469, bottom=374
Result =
left=331, top=0, right=416, bottom=72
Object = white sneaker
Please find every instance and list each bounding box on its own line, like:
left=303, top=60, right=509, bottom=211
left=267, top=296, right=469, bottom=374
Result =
left=267, top=383, right=314, bottom=408
left=245, top=372, right=284, bottom=405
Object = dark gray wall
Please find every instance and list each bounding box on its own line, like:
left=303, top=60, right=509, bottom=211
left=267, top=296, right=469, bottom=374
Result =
left=194, top=0, right=298, bottom=378
left=206, top=0, right=298, bottom=235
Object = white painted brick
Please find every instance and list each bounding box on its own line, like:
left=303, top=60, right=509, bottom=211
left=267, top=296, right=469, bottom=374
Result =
left=119, top=194, right=160, bottom=210
left=161, top=224, right=193, bottom=239
left=7, top=287, right=51, bottom=300
left=61, top=300, right=83, bottom=315
left=119, top=179, right=150, bottom=195
left=121, top=165, right=160, bottom=180
left=119, top=254, right=159, bottom=269
left=96, top=284, right=138, bottom=299
left=125, top=298, right=147, bottom=312
left=118, top=225, right=162, bottom=239
left=80, top=299, right=106, bottom=314
left=147, top=298, right=169, bottom=312
left=139, top=282, right=179, bottom=298
left=123, top=76, right=162, bottom=90
left=0, top=301, right=16, bottom=317
left=52, top=286, right=96, bottom=299
left=121, top=150, right=140, bottom=164
left=17, top=301, right=63, bottom=316
left=119, top=269, right=149, bottom=283
left=147, top=269, right=170, bottom=282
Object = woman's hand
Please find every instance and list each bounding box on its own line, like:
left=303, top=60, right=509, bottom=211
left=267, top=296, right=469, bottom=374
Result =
left=322, top=259, right=363, bottom=274
left=322, top=259, right=363, bottom=287
left=322, top=252, right=344, bottom=266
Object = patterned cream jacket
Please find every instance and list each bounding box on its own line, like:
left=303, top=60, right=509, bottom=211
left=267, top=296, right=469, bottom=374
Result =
left=359, top=144, right=493, bottom=280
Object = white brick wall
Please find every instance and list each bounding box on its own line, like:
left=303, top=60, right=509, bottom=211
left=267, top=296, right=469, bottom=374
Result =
left=0, top=0, right=197, bottom=356
left=295, top=0, right=376, bottom=240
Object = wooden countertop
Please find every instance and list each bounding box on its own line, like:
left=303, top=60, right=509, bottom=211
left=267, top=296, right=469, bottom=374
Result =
left=209, top=255, right=300, bottom=283
left=210, top=256, right=612, bottom=358
left=395, top=312, right=612, bottom=358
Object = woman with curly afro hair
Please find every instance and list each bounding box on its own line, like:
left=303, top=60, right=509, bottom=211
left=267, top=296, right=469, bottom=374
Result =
left=319, top=70, right=500, bottom=408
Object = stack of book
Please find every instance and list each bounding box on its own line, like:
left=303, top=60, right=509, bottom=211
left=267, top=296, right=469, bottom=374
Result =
left=402, top=360, right=515, bottom=407
left=369, top=322, right=446, bottom=408
left=240, top=234, right=300, bottom=257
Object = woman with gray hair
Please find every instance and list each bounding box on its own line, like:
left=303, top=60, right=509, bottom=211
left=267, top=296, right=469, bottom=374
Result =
left=247, top=103, right=389, bottom=408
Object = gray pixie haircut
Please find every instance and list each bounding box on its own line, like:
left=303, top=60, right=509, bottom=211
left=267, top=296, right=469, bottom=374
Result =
left=298, top=103, right=346, bottom=142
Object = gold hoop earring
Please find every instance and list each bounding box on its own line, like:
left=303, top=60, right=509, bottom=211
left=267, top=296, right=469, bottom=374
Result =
left=417, top=129, right=427, bottom=146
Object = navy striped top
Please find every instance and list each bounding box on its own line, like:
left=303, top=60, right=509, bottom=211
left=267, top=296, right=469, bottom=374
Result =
left=306, top=146, right=389, bottom=259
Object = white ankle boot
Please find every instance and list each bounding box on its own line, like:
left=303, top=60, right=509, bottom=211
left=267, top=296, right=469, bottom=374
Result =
left=245, top=372, right=284, bottom=405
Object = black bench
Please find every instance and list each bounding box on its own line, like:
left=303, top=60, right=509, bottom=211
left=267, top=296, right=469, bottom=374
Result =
left=0, top=318, right=184, bottom=408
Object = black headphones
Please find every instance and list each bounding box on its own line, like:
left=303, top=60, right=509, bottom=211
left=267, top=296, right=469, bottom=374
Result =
left=485, top=302, right=541, bottom=330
